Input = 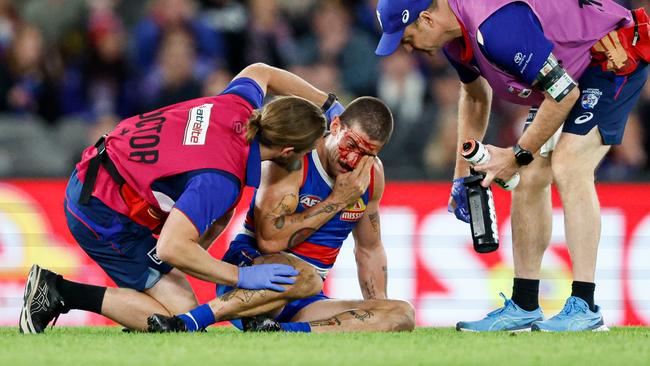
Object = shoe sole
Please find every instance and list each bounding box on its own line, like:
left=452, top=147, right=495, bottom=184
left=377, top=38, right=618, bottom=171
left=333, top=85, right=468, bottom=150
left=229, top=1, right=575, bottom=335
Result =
left=19, top=264, right=42, bottom=334
left=457, top=327, right=532, bottom=333
left=532, top=324, right=610, bottom=332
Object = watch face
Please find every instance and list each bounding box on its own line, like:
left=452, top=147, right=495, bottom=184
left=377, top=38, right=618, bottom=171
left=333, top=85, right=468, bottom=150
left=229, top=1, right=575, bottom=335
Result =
left=516, top=150, right=534, bottom=165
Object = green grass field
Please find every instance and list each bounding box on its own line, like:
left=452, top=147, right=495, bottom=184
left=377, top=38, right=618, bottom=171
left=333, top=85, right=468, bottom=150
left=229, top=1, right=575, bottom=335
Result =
left=1, top=327, right=649, bottom=366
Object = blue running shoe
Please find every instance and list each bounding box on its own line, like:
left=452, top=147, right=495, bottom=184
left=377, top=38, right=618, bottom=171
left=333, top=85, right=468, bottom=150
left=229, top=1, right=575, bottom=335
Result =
left=456, top=293, right=544, bottom=332
left=531, top=296, right=608, bottom=332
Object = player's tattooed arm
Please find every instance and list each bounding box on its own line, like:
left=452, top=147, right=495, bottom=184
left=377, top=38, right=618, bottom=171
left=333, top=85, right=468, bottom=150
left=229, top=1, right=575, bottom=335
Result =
left=255, top=162, right=346, bottom=253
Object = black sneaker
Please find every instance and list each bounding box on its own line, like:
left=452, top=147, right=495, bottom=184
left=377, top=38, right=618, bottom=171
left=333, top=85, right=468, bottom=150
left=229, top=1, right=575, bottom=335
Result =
left=19, top=264, right=69, bottom=334
left=147, top=314, right=188, bottom=332
left=241, top=316, right=281, bottom=332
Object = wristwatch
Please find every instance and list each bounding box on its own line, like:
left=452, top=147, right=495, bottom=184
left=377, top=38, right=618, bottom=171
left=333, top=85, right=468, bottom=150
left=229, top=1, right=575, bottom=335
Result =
left=321, top=93, right=338, bottom=112
left=513, top=144, right=534, bottom=166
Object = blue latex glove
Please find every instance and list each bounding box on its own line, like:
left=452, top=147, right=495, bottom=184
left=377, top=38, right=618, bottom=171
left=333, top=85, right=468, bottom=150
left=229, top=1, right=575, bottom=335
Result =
left=237, top=264, right=299, bottom=292
left=324, top=101, right=345, bottom=128
left=448, top=177, right=470, bottom=223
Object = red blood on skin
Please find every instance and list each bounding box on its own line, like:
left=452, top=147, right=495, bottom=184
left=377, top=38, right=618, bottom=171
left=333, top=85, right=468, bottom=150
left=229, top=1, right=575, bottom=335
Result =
left=337, top=128, right=378, bottom=169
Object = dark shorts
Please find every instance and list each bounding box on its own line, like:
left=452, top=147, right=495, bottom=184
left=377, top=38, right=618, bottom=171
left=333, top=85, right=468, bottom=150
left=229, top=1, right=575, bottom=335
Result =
left=562, top=62, right=648, bottom=145
left=216, top=237, right=329, bottom=329
left=64, top=170, right=172, bottom=291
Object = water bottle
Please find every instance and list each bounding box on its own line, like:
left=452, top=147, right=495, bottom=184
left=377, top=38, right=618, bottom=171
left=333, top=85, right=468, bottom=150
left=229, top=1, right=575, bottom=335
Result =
left=462, top=174, right=499, bottom=253
left=459, top=139, right=502, bottom=254
left=461, top=139, right=520, bottom=190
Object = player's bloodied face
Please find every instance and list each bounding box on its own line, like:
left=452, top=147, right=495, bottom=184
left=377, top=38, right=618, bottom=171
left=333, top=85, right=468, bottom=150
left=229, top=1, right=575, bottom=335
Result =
left=330, top=124, right=381, bottom=175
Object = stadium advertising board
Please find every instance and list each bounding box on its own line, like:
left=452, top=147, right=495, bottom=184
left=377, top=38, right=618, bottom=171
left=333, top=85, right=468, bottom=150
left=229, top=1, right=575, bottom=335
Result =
left=1, top=180, right=649, bottom=326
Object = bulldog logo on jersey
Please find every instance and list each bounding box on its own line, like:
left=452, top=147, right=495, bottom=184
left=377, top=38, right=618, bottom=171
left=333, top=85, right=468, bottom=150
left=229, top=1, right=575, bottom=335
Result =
left=340, top=198, right=366, bottom=222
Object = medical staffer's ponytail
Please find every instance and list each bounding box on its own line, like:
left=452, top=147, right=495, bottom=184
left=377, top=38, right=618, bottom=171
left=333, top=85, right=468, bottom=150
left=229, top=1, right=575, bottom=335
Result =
left=246, top=96, right=326, bottom=152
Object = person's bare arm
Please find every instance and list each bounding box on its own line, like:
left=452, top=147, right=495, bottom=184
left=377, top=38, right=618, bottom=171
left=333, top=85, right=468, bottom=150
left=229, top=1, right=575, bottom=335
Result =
left=517, top=87, right=579, bottom=153
left=256, top=156, right=375, bottom=253
left=157, top=209, right=239, bottom=285
left=352, top=160, right=387, bottom=300
left=197, top=209, right=234, bottom=250
left=453, top=77, right=492, bottom=179
left=233, top=63, right=329, bottom=107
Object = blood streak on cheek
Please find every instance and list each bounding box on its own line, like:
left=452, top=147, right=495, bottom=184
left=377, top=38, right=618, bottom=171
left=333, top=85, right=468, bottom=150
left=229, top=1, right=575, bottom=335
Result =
left=338, top=129, right=378, bottom=169
left=338, top=145, right=360, bottom=168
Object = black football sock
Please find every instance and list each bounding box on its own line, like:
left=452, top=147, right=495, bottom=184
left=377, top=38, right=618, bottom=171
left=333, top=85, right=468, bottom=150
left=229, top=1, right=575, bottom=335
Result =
left=511, top=278, right=540, bottom=311
left=56, top=276, right=107, bottom=314
left=571, top=281, right=596, bottom=312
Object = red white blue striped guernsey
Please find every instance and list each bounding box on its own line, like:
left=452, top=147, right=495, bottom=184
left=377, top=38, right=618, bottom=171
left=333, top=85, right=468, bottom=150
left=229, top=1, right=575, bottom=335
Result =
left=234, top=149, right=374, bottom=278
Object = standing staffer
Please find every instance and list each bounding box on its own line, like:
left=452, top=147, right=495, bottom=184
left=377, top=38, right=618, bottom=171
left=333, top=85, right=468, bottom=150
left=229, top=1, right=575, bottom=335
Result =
left=375, top=0, right=649, bottom=331
left=19, top=63, right=341, bottom=333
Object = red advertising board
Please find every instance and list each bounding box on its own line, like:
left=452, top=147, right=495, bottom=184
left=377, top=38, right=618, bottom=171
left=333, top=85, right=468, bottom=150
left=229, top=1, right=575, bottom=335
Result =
left=1, top=180, right=649, bottom=326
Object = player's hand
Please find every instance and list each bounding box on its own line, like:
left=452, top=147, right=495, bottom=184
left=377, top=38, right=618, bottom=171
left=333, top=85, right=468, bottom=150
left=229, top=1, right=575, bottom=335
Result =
left=332, top=155, right=374, bottom=206
left=448, top=177, right=470, bottom=223
left=237, top=264, right=299, bottom=292
left=474, top=145, right=518, bottom=188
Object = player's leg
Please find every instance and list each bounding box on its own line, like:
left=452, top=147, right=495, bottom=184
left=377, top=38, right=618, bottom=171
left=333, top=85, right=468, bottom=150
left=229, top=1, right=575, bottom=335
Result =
left=533, top=62, right=648, bottom=332
left=208, top=253, right=322, bottom=320
left=148, top=252, right=323, bottom=332
left=289, top=299, right=415, bottom=333
left=552, top=129, right=609, bottom=284
left=510, top=152, right=553, bottom=308
left=456, top=111, right=553, bottom=332
left=532, top=128, right=609, bottom=332
left=19, top=188, right=194, bottom=333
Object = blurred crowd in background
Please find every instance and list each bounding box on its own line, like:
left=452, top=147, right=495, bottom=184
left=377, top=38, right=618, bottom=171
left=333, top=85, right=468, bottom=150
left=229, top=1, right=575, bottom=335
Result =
left=0, top=0, right=648, bottom=180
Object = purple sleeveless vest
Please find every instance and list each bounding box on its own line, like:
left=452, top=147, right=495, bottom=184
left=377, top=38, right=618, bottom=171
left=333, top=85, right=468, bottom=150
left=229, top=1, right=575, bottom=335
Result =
left=445, top=0, right=632, bottom=105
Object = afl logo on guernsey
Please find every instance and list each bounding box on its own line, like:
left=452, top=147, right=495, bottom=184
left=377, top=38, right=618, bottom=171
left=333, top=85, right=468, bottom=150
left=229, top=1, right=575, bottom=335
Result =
left=341, top=198, right=366, bottom=222
left=300, top=195, right=322, bottom=209
left=183, top=103, right=213, bottom=145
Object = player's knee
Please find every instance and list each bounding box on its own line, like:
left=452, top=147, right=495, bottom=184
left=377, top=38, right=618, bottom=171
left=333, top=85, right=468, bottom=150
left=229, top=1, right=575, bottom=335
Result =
left=551, top=155, right=594, bottom=190
left=390, top=300, right=415, bottom=332
left=287, top=266, right=322, bottom=299
left=516, top=164, right=552, bottom=192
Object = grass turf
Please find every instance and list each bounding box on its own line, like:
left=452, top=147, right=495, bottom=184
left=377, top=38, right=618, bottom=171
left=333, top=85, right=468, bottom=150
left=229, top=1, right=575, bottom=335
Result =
left=1, top=327, right=649, bottom=366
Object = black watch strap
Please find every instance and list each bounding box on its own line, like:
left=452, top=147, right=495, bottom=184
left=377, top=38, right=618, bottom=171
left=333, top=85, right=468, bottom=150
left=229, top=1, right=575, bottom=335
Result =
left=321, top=93, right=338, bottom=112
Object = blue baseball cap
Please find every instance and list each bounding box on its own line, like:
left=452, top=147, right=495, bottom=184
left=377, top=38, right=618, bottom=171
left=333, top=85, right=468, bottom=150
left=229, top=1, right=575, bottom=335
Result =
left=375, top=0, right=432, bottom=56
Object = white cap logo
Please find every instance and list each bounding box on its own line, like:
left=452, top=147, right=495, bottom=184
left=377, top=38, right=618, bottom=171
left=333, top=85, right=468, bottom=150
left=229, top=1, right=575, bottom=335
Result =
left=402, top=9, right=409, bottom=24
left=376, top=10, right=383, bottom=29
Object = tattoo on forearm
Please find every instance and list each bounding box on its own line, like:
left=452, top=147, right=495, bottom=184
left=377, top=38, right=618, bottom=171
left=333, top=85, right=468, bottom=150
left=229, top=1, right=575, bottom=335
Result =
left=382, top=266, right=388, bottom=294
left=288, top=228, right=316, bottom=248
left=349, top=310, right=374, bottom=322
left=219, top=290, right=237, bottom=302
left=305, top=203, right=341, bottom=219
left=218, top=288, right=266, bottom=305
left=309, top=317, right=342, bottom=327
left=274, top=216, right=285, bottom=229
left=368, top=212, right=380, bottom=233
